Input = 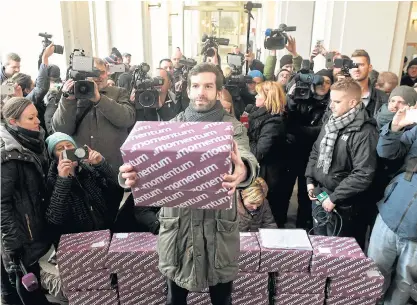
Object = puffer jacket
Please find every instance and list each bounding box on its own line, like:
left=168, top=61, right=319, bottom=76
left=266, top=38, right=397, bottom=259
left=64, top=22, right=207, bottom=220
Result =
left=157, top=111, right=259, bottom=291
left=0, top=125, right=51, bottom=272
left=238, top=198, right=277, bottom=232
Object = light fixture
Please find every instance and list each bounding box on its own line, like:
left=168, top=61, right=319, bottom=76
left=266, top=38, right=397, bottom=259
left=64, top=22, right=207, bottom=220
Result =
left=412, top=11, right=417, bottom=24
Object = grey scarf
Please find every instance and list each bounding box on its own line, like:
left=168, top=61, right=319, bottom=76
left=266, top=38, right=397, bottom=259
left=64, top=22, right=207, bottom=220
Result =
left=184, top=100, right=226, bottom=122
left=317, top=106, right=361, bottom=174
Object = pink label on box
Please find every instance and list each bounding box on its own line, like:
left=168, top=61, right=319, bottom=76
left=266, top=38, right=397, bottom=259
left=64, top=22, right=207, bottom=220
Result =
left=328, top=268, right=384, bottom=299
left=67, top=290, right=118, bottom=305
left=187, top=293, right=212, bottom=305
left=275, top=272, right=326, bottom=294
left=120, top=121, right=233, bottom=209
left=273, top=293, right=324, bottom=305
left=57, top=230, right=110, bottom=272
left=61, top=269, right=111, bottom=292
left=119, top=291, right=166, bottom=305
left=232, top=293, right=268, bottom=305
left=233, top=272, right=268, bottom=295
left=238, top=233, right=261, bottom=272
left=118, top=271, right=166, bottom=294
left=106, top=233, right=158, bottom=273
left=309, top=235, right=373, bottom=277
left=326, top=296, right=377, bottom=305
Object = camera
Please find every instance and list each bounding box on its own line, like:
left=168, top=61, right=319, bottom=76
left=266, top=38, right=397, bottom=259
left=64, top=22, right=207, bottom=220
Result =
left=39, top=32, right=64, bottom=54
left=179, top=58, right=197, bottom=81
left=65, top=50, right=101, bottom=100
left=62, top=145, right=89, bottom=162
left=292, top=60, right=324, bottom=100
left=131, top=63, right=164, bottom=108
left=334, top=58, right=358, bottom=77
left=201, top=34, right=230, bottom=57
left=264, top=24, right=296, bottom=50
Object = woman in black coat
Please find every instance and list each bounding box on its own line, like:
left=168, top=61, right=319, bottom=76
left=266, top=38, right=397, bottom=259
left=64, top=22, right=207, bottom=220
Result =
left=247, top=81, right=288, bottom=227
left=1, top=97, right=55, bottom=305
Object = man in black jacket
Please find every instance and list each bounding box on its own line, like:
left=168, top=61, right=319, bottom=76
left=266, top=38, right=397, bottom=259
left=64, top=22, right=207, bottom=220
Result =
left=350, top=49, right=387, bottom=118
left=305, top=78, right=378, bottom=249
left=400, top=57, right=417, bottom=87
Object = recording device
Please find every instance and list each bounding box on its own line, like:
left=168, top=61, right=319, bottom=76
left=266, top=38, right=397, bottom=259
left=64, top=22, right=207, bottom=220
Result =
left=292, top=60, right=324, bottom=100
left=108, top=64, right=126, bottom=74
left=39, top=32, right=64, bottom=54
left=131, top=63, right=164, bottom=108
left=244, top=1, right=262, bottom=10
left=65, top=49, right=100, bottom=99
left=264, top=24, right=296, bottom=50
left=325, top=52, right=337, bottom=69
left=406, top=109, right=417, bottom=123
left=240, top=104, right=254, bottom=129
left=334, top=58, right=359, bottom=77
left=0, top=83, right=14, bottom=95
left=179, top=58, right=197, bottom=82
left=62, top=145, right=89, bottom=162
left=201, top=34, right=230, bottom=57
left=20, top=260, right=39, bottom=292
left=227, top=54, right=243, bottom=68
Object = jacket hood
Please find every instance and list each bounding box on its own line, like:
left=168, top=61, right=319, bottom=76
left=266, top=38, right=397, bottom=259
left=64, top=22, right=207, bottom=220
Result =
left=0, top=124, right=24, bottom=153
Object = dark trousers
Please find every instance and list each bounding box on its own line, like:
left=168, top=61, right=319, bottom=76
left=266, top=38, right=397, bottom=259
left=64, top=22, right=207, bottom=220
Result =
left=166, top=279, right=232, bottom=305
left=1, top=259, right=50, bottom=305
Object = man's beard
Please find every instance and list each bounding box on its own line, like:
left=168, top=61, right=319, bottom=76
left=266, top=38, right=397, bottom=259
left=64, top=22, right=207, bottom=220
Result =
left=189, top=97, right=217, bottom=112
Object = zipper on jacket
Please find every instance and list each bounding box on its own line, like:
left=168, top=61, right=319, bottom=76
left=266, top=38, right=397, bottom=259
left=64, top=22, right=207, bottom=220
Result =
left=394, top=191, right=417, bottom=233
left=25, top=214, right=33, bottom=241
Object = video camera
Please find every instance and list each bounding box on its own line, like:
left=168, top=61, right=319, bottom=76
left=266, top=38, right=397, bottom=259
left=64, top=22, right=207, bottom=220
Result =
left=65, top=49, right=101, bottom=100
left=334, top=58, right=358, bottom=77
left=131, top=63, right=164, bottom=109
left=39, top=32, right=64, bottom=54
left=201, top=34, right=230, bottom=57
left=264, top=24, right=296, bottom=50
left=292, top=60, right=324, bottom=100
left=179, top=58, right=197, bottom=81
left=227, top=53, right=244, bottom=75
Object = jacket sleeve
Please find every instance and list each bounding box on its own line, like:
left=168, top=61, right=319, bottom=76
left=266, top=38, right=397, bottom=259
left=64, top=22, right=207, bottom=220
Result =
left=252, top=118, right=286, bottom=162
left=134, top=206, right=160, bottom=234
left=261, top=200, right=278, bottom=229
left=26, top=63, right=50, bottom=106
left=292, top=55, right=303, bottom=72
left=377, top=124, right=416, bottom=160
left=1, top=161, right=23, bottom=252
left=44, top=91, right=60, bottom=136
left=93, top=159, right=119, bottom=189
left=95, top=88, right=136, bottom=128
left=51, top=96, right=79, bottom=135
left=45, top=176, right=72, bottom=226
left=233, top=120, right=260, bottom=189
left=263, top=56, right=277, bottom=80
left=329, top=126, right=379, bottom=205
left=305, top=128, right=323, bottom=185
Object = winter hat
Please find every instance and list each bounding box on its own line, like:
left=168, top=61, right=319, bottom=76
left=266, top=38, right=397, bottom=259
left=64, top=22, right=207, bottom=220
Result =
left=248, top=70, right=265, bottom=80
left=407, top=58, right=417, bottom=71
left=45, top=132, right=77, bottom=158
left=47, top=65, right=61, bottom=81
left=389, top=86, right=417, bottom=106
left=315, top=69, right=334, bottom=84
left=280, top=54, right=293, bottom=68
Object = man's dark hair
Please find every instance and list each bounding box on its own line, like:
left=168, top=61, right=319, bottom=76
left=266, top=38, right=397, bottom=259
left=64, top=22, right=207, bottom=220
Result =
left=351, top=49, right=371, bottom=64
left=10, top=73, right=32, bottom=92
left=341, top=55, right=350, bottom=60
left=159, top=58, right=172, bottom=67
left=187, top=63, right=224, bottom=91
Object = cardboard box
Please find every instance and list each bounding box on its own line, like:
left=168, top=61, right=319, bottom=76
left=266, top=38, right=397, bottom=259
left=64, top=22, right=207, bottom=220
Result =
left=233, top=272, right=268, bottom=295
left=118, top=271, right=166, bottom=294
left=120, top=121, right=234, bottom=209
left=238, top=233, right=261, bottom=272
left=187, top=293, right=212, bottom=305
left=275, top=272, right=327, bottom=295
left=61, top=269, right=112, bottom=292
left=231, top=293, right=268, bottom=305
left=67, top=290, right=118, bottom=305
left=57, top=230, right=110, bottom=274
left=257, top=232, right=312, bottom=273
left=273, top=293, right=324, bottom=305
left=328, top=269, right=384, bottom=299
left=325, top=296, right=377, bottom=305
left=119, top=291, right=166, bottom=305
left=106, top=233, right=158, bottom=273
left=309, top=235, right=373, bottom=278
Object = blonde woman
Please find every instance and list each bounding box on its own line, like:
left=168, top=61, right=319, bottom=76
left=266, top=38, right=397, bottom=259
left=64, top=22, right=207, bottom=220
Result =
left=238, top=177, right=277, bottom=231
left=247, top=81, right=287, bottom=227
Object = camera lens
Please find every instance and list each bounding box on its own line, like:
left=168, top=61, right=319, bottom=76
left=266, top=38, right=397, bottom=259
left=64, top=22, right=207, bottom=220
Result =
left=74, top=148, right=87, bottom=158
left=206, top=48, right=215, bottom=57
left=79, top=85, right=87, bottom=93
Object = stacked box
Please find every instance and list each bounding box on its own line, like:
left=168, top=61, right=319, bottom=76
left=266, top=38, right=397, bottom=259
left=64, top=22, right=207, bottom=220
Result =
left=275, top=272, right=326, bottom=295
left=120, top=121, right=234, bottom=209
left=273, top=293, right=325, bottom=305
left=67, top=290, right=119, bottom=305
left=57, top=230, right=114, bottom=299
left=238, top=232, right=261, bottom=272
left=326, top=295, right=378, bottom=305
left=107, top=233, right=166, bottom=305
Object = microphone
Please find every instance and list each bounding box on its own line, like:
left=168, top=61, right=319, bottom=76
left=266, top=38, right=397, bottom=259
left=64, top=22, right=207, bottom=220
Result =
left=244, top=104, right=254, bottom=113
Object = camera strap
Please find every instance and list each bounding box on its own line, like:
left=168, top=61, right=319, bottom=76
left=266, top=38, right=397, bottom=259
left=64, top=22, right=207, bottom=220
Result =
left=74, top=104, right=93, bottom=134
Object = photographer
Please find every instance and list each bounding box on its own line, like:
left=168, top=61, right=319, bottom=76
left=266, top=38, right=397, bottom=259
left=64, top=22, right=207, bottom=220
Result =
left=281, top=69, right=333, bottom=229
left=159, top=58, right=174, bottom=76
left=52, top=57, right=135, bottom=177
left=44, top=65, right=62, bottom=136
left=172, top=48, right=184, bottom=84
left=0, top=53, right=21, bottom=84
left=237, top=71, right=265, bottom=118
left=400, top=57, right=417, bottom=87
left=154, top=68, right=182, bottom=121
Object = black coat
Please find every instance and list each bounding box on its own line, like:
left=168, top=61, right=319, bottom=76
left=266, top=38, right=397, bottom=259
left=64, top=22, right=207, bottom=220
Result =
left=305, top=107, right=379, bottom=207
left=44, top=90, right=61, bottom=136
left=247, top=107, right=287, bottom=188
left=365, top=83, right=388, bottom=118
left=400, top=75, right=417, bottom=87
left=0, top=126, right=51, bottom=271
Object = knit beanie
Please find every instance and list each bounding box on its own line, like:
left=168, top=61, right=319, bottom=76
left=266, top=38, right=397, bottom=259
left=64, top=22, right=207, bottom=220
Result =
left=280, top=55, right=293, bottom=68
left=315, top=69, right=334, bottom=84
left=248, top=70, right=265, bottom=80
left=389, top=86, right=417, bottom=106
left=407, top=58, right=417, bottom=71
left=45, top=132, right=77, bottom=158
